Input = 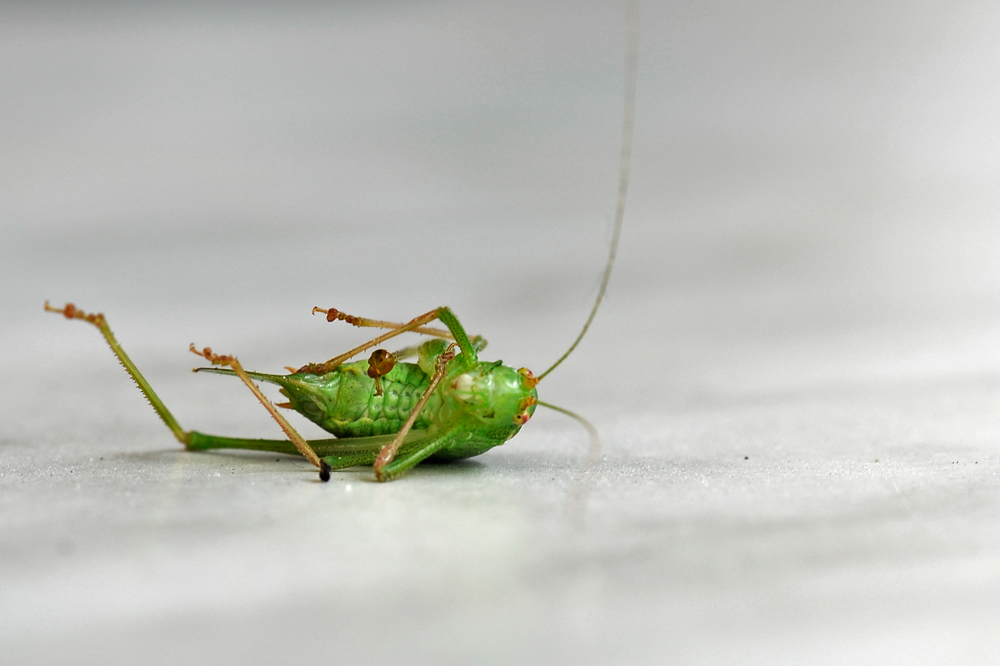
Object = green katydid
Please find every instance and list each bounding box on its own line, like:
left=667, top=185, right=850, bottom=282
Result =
left=45, top=6, right=638, bottom=483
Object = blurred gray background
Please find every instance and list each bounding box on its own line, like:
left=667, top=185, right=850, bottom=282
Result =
left=4, top=1, right=1000, bottom=664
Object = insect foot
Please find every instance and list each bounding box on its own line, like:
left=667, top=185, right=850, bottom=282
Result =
left=44, top=301, right=106, bottom=326
left=313, top=306, right=359, bottom=324
left=189, top=344, right=236, bottom=367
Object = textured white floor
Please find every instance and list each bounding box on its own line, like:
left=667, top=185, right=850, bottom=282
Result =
left=4, top=3, right=1000, bottom=664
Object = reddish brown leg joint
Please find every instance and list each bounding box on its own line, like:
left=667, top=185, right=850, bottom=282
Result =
left=366, top=349, right=396, bottom=397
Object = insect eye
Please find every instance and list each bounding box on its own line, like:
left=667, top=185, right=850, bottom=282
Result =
left=517, top=367, right=538, bottom=388
left=513, top=395, right=537, bottom=425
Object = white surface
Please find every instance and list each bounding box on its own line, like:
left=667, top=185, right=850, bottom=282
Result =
left=4, top=2, right=1000, bottom=664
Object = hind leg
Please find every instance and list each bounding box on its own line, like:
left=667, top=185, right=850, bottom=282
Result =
left=45, top=301, right=191, bottom=446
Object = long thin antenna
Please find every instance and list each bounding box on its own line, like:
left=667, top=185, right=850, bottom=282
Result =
left=538, top=400, right=599, bottom=457
left=538, top=1, right=639, bottom=381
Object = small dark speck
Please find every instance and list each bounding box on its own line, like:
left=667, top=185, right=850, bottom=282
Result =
left=743, top=456, right=749, bottom=460
left=275, top=459, right=280, bottom=462
left=875, top=459, right=879, bottom=463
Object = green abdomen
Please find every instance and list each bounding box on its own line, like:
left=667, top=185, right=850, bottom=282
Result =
left=279, top=361, right=437, bottom=437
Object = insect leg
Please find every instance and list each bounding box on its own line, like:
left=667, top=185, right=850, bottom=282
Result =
left=387, top=332, right=487, bottom=365
left=374, top=429, right=457, bottom=482
left=301, top=306, right=479, bottom=374
left=312, top=307, right=453, bottom=339
left=44, top=302, right=191, bottom=446
left=189, top=345, right=329, bottom=480
left=373, top=343, right=457, bottom=482
left=186, top=430, right=433, bottom=462
left=313, top=307, right=487, bottom=353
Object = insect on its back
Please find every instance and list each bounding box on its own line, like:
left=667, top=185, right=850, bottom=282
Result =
left=45, top=3, right=638, bottom=482
left=236, top=337, right=539, bottom=461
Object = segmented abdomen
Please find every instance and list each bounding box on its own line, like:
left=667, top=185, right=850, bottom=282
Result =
left=282, top=361, right=438, bottom=437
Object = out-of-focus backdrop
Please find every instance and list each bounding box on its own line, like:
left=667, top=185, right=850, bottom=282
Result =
left=4, top=2, right=1000, bottom=664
